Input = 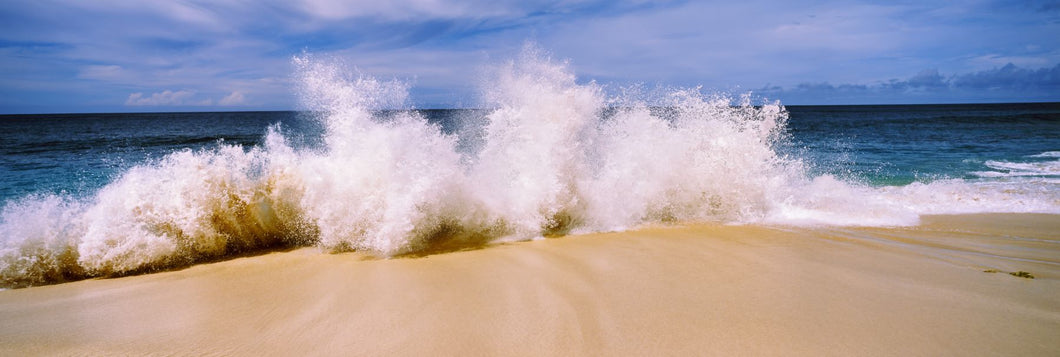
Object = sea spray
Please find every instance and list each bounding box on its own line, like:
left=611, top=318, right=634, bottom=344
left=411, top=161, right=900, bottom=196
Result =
left=76, top=144, right=305, bottom=275
left=471, top=47, right=603, bottom=236
left=292, top=54, right=486, bottom=255
left=2, top=47, right=1058, bottom=288
left=0, top=195, right=86, bottom=286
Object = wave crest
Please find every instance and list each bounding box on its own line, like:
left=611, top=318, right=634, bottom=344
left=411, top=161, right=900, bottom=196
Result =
left=2, top=47, right=1058, bottom=287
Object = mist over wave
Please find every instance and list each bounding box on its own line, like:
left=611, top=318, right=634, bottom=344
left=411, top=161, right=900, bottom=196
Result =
left=2, top=46, right=1058, bottom=287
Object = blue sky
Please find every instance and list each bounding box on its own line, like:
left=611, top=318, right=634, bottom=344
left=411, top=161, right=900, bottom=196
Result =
left=1, top=0, right=1058, bottom=113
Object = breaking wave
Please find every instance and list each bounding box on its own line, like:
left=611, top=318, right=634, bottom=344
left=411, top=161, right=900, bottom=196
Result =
left=2, top=46, right=1058, bottom=287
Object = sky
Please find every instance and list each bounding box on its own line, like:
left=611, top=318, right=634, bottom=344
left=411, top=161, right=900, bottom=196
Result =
left=1, top=0, right=1058, bottom=113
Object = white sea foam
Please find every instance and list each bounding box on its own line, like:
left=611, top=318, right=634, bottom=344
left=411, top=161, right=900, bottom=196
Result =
left=2, top=46, right=1059, bottom=287
left=973, top=159, right=1060, bottom=178
left=1028, top=151, right=1060, bottom=158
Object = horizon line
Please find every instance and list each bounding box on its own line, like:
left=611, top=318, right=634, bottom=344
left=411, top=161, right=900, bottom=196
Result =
left=3, top=100, right=1060, bottom=116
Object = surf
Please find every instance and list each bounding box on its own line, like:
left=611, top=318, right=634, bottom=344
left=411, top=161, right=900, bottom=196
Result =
left=2, top=46, right=1058, bottom=288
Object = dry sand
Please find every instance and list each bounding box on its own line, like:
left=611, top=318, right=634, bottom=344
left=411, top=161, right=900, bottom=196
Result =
left=1, top=214, right=1058, bottom=356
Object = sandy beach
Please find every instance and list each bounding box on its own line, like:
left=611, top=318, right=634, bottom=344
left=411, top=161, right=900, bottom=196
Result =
left=1, top=213, right=1058, bottom=356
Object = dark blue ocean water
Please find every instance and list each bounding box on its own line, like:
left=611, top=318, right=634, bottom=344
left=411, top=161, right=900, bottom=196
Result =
left=1, top=103, right=1058, bottom=203
left=782, top=103, right=1060, bottom=185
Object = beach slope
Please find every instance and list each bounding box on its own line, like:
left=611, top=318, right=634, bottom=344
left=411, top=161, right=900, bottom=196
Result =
left=1, top=214, right=1058, bottom=356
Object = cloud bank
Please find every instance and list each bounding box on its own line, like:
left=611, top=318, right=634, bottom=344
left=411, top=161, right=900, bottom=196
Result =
left=759, top=63, right=1060, bottom=104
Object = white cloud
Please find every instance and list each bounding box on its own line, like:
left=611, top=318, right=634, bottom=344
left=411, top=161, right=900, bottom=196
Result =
left=218, top=91, right=247, bottom=105
left=121, top=89, right=261, bottom=107
left=125, top=89, right=198, bottom=106
left=297, top=0, right=513, bottom=21
left=57, top=0, right=228, bottom=31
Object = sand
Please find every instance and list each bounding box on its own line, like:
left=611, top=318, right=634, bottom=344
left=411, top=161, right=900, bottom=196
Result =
left=1, top=213, right=1058, bottom=356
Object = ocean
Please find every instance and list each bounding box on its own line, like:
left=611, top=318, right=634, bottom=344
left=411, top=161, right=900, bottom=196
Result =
left=3, top=105, right=1059, bottom=202
left=1, top=56, right=1058, bottom=287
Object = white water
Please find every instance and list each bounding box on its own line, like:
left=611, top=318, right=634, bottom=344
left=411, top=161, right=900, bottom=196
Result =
left=2, top=47, right=1059, bottom=287
left=974, top=159, right=1060, bottom=178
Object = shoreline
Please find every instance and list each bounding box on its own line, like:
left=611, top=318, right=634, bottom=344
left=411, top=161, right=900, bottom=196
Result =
left=2, top=213, right=1058, bottom=355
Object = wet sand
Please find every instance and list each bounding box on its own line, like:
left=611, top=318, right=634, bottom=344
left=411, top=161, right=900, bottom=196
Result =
left=1, top=214, right=1058, bottom=355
